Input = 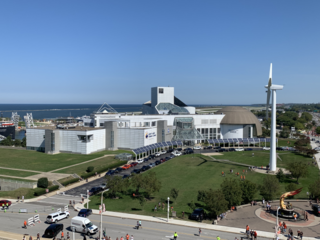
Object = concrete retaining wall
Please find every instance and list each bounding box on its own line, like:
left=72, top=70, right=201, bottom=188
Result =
left=0, top=178, right=36, bottom=191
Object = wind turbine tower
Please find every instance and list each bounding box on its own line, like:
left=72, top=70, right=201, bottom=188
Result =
left=265, top=63, right=283, bottom=172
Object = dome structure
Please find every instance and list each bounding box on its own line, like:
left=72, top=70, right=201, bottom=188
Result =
left=216, top=106, right=262, bottom=136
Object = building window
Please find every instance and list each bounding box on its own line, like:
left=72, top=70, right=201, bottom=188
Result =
left=159, top=88, right=164, bottom=94
left=248, top=126, right=252, bottom=138
left=78, top=135, right=93, bottom=143
left=145, top=122, right=150, bottom=127
left=100, top=123, right=104, bottom=127
left=162, top=129, right=165, bottom=142
left=152, top=121, right=156, bottom=127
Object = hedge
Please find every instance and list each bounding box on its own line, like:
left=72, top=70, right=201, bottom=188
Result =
left=61, top=178, right=79, bottom=186
left=34, top=185, right=60, bottom=196
left=37, top=177, right=49, bottom=188
left=80, top=161, right=124, bottom=179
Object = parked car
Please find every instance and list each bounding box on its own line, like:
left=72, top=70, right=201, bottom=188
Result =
left=130, top=162, right=138, bottom=167
left=165, top=157, right=170, bottom=161
left=176, top=148, right=182, bottom=151
left=78, top=209, right=92, bottom=218
left=122, top=164, right=131, bottom=170
left=88, top=187, right=102, bottom=196
left=143, top=158, right=149, bottom=162
left=160, top=150, right=167, bottom=155
left=46, top=211, right=70, bottom=223
left=263, top=147, right=270, bottom=150
left=214, top=146, right=221, bottom=149
left=218, top=148, right=226, bottom=152
left=167, top=149, right=174, bottom=153
left=169, top=155, right=175, bottom=159
left=0, top=200, right=11, bottom=207
left=105, top=170, right=115, bottom=176
left=276, top=147, right=283, bottom=151
left=155, top=152, right=161, bottom=157
left=141, top=165, right=151, bottom=171
left=155, top=160, right=161, bottom=165
left=43, top=224, right=64, bottom=238
left=193, top=146, right=202, bottom=150
left=189, top=208, right=204, bottom=221
left=184, top=149, right=194, bottom=154
left=245, top=148, right=253, bottom=151
left=312, top=204, right=320, bottom=216
left=171, top=151, right=182, bottom=156
left=114, top=167, right=123, bottom=173
left=99, top=183, right=107, bottom=189
left=160, top=158, right=166, bottom=163
left=150, top=154, right=156, bottom=159
left=235, top=148, right=244, bottom=151
left=137, top=159, right=144, bottom=164
left=122, top=174, right=130, bottom=179
left=149, top=163, right=156, bottom=168
left=204, top=145, right=213, bottom=150
left=229, top=148, right=236, bottom=152
left=131, top=168, right=141, bottom=174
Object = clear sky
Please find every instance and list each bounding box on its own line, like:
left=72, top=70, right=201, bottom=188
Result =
left=1, top=0, right=319, bottom=105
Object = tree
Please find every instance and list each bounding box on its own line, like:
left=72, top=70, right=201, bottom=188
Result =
left=276, top=169, right=286, bottom=183
left=0, top=136, right=12, bottom=146
left=143, top=172, right=161, bottom=198
left=201, top=189, right=228, bottom=218
left=21, top=137, right=26, bottom=147
left=220, top=178, right=243, bottom=208
left=279, top=130, right=289, bottom=138
left=294, top=122, right=305, bottom=130
left=240, top=180, right=257, bottom=204
left=105, top=175, right=127, bottom=198
left=14, top=139, right=21, bottom=147
left=301, top=112, right=312, bottom=122
left=86, top=166, right=94, bottom=172
left=316, top=127, right=320, bottom=135
left=287, top=161, right=308, bottom=184
left=261, top=128, right=270, bottom=137
left=285, top=183, right=299, bottom=198
left=37, top=177, right=49, bottom=188
left=170, top=188, right=179, bottom=201
left=309, top=178, right=320, bottom=199
left=131, top=173, right=145, bottom=194
left=259, top=175, right=281, bottom=201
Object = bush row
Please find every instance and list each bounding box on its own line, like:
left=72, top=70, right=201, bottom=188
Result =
left=34, top=185, right=59, bottom=196
left=60, top=178, right=79, bottom=187
left=80, top=161, right=124, bottom=179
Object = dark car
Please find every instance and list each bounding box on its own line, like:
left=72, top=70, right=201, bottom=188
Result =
left=218, top=148, right=226, bottom=152
left=43, top=224, right=63, bottom=238
left=131, top=168, right=141, bottom=174
left=130, top=162, right=138, bottom=167
left=155, top=160, right=161, bottom=165
left=245, top=148, right=253, bottom=151
left=229, top=148, right=236, bottom=152
left=276, top=147, right=283, bottom=151
left=184, top=149, right=194, bottom=154
left=78, top=209, right=92, bottom=217
left=167, top=149, right=174, bottom=153
left=189, top=208, right=204, bottom=221
left=105, top=170, right=115, bottom=176
left=165, top=157, right=170, bottom=161
left=141, top=165, right=151, bottom=171
left=176, top=148, right=182, bottom=151
left=150, top=154, right=156, bottom=159
left=114, top=167, right=123, bottom=173
left=89, top=187, right=102, bottom=196
left=214, top=146, right=221, bottom=149
left=312, top=204, right=320, bottom=216
left=122, top=174, right=130, bottom=179
left=143, top=158, right=149, bottom=162
left=204, top=146, right=212, bottom=150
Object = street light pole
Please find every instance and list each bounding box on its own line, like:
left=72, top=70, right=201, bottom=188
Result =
left=100, top=189, right=109, bottom=240
left=167, top=197, right=170, bottom=222
left=87, top=190, right=89, bottom=209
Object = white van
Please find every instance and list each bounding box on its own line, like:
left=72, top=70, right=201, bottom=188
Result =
left=71, top=216, right=98, bottom=235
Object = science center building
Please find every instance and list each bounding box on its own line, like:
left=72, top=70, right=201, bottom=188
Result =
left=26, top=87, right=262, bottom=155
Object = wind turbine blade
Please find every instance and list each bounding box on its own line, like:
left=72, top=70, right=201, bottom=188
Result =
left=266, top=89, right=271, bottom=120
left=268, top=63, right=272, bottom=87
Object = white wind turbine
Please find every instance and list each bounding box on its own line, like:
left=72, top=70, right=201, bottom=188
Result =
left=265, top=63, right=283, bottom=172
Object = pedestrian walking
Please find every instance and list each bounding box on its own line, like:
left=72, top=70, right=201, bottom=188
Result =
left=174, top=232, right=178, bottom=240
left=182, top=211, right=185, bottom=218
left=199, top=228, right=202, bottom=236
left=126, top=234, right=129, bottom=240
left=300, top=231, right=303, bottom=240
left=162, top=202, right=165, bottom=210
left=36, top=232, right=40, bottom=240
left=24, top=220, right=27, bottom=229
left=253, top=230, right=257, bottom=240
left=136, top=221, right=139, bottom=230
left=22, top=236, right=26, bottom=240
left=158, top=202, right=161, bottom=208
left=240, top=175, right=243, bottom=180
left=22, top=195, right=24, bottom=202
left=171, top=206, right=173, bottom=212
left=29, top=236, right=32, bottom=240
left=61, top=231, right=64, bottom=240
left=130, top=235, right=134, bottom=240
left=217, top=236, right=220, bottom=240
left=1, top=203, right=4, bottom=210
left=305, top=212, right=309, bottom=221
left=67, top=232, right=70, bottom=240
left=154, top=205, right=157, bottom=212
left=139, top=220, right=142, bottom=229
left=17, top=196, right=20, bottom=202
left=243, top=175, right=246, bottom=180
left=120, top=236, right=124, bottom=240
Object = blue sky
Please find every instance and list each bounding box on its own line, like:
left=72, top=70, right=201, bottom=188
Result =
left=1, top=0, right=319, bottom=104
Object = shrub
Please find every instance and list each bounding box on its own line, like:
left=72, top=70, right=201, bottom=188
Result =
left=37, top=177, right=49, bottom=188
left=87, top=166, right=94, bottom=173
left=34, top=188, right=46, bottom=196
left=49, top=185, right=59, bottom=191
left=61, top=178, right=79, bottom=186
left=80, top=161, right=124, bottom=179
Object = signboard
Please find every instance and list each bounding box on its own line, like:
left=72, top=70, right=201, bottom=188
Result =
left=291, top=127, right=295, bottom=132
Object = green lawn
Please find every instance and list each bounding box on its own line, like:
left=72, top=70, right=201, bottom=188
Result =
left=54, top=156, right=121, bottom=175
left=0, top=169, right=37, bottom=177
left=0, top=148, right=131, bottom=172
left=89, top=151, right=319, bottom=218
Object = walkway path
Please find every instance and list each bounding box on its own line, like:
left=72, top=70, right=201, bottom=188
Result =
left=50, top=154, right=115, bottom=172
left=0, top=166, right=43, bottom=173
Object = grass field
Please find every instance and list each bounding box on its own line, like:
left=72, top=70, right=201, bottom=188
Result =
left=0, top=169, right=37, bottom=178
left=54, top=156, right=120, bottom=175
left=0, top=148, right=131, bottom=172
left=89, top=151, right=318, bottom=218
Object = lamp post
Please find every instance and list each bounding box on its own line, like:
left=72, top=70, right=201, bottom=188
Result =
left=276, top=206, right=280, bottom=238
left=167, top=197, right=170, bottom=222
left=100, top=189, right=109, bottom=240
left=87, top=190, right=89, bottom=209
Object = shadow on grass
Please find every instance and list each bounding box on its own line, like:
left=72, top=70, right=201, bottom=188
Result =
left=131, top=208, right=142, bottom=211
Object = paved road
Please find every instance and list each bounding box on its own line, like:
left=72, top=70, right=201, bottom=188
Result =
left=2, top=194, right=241, bottom=240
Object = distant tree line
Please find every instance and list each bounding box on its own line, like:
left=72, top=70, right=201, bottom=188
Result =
left=0, top=136, right=26, bottom=147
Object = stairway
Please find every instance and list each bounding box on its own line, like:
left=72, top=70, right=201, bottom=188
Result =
left=53, top=180, right=64, bottom=189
